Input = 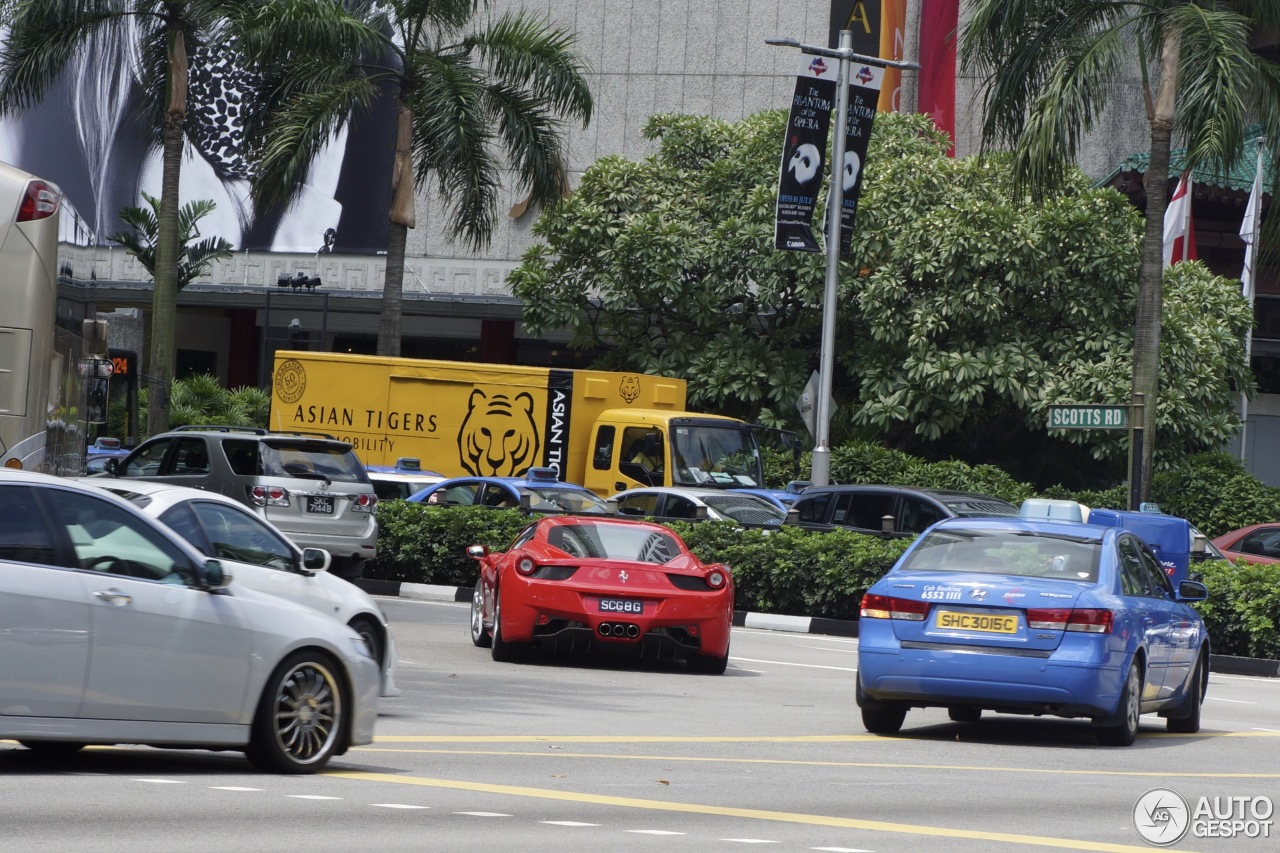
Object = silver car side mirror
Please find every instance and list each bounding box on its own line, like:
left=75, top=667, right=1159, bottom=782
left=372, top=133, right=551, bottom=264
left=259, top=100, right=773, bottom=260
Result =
left=301, top=548, right=331, bottom=574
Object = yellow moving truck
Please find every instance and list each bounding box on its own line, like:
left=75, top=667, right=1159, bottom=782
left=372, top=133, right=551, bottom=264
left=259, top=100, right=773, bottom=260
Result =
left=269, top=351, right=768, bottom=496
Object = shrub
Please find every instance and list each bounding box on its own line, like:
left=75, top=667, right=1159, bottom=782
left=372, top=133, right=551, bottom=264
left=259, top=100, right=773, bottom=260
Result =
left=1193, top=559, right=1280, bottom=659
left=369, top=502, right=529, bottom=586
left=1151, top=453, right=1280, bottom=539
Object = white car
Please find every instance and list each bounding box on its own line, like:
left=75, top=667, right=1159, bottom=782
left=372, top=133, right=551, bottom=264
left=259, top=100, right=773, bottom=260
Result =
left=611, top=486, right=788, bottom=526
left=0, top=470, right=379, bottom=773
left=82, top=478, right=400, bottom=699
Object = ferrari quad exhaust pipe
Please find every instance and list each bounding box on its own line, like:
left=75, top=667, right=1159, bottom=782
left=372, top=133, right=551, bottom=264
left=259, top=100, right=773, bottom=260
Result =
left=598, top=622, right=641, bottom=638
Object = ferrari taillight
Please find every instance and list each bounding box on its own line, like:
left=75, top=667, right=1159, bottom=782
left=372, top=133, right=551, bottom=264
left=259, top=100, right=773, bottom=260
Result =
left=516, top=556, right=536, bottom=575
left=706, top=569, right=726, bottom=589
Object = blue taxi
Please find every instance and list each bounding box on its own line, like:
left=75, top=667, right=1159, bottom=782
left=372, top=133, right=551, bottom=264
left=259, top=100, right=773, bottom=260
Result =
left=856, top=501, right=1210, bottom=745
left=407, top=467, right=612, bottom=515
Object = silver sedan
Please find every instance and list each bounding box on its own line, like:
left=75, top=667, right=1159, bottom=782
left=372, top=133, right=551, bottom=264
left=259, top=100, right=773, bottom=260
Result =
left=0, top=470, right=379, bottom=773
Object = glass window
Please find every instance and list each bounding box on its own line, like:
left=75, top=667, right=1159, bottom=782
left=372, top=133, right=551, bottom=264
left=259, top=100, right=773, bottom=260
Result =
left=123, top=439, right=171, bottom=478
left=662, top=495, right=698, bottom=520
left=46, top=489, right=194, bottom=583
left=901, top=528, right=1100, bottom=582
left=1137, top=546, right=1174, bottom=599
left=158, top=503, right=213, bottom=555
left=222, top=439, right=260, bottom=476
left=1239, top=528, right=1280, bottom=558
left=592, top=426, right=616, bottom=470
left=794, top=493, right=831, bottom=524
left=190, top=502, right=295, bottom=570
left=899, top=497, right=945, bottom=534
left=260, top=441, right=369, bottom=482
left=547, top=521, right=682, bottom=564
left=617, top=492, right=659, bottom=517
left=433, top=483, right=480, bottom=506
left=481, top=485, right=517, bottom=508
left=0, top=485, right=58, bottom=565
left=671, top=425, right=761, bottom=487
left=173, top=438, right=211, bottom=474
left=1118, top=536, right=1150, bottom=596
left=842, top=492, right=896, bottom=531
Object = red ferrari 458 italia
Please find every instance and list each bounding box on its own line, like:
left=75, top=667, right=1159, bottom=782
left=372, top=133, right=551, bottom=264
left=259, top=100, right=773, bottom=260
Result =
left=467, top=516, right=734, bottom=673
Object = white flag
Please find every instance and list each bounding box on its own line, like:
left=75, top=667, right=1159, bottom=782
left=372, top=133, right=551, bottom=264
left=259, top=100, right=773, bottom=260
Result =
left=1240, top=150, right=1264, bottom=301
left=1163, top=172, right=1195, bottom=267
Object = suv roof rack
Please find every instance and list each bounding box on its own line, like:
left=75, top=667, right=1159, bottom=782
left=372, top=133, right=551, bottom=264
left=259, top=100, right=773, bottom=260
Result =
left=172, top=425, right=268, bottom=434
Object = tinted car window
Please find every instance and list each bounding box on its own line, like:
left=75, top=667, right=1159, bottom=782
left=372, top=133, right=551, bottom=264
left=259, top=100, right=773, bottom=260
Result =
left=222, top=439, right=260, bottom=476
left=842, top=492, right=896, bottom=530
left=0, top=485, right=58, bottom=565
left=793, top=492, right=831, bottom=524
left=173, top=438, right=211, bottom=474
left=157, top=503, right=214, bottom=554
left=901, top=528, right=1099, bottom=582
left=899, top=496, right=945, bottom=534
left=1117, top=536, right=1148, bottom=596
left=46, top=489, right=194, bottom=583
left=617, top=492, right=659, bottom=517
left=260, top=441, right=369, bottom=483
left=123, top=439, right=172, bottom=477
left=190, top=501, right=295, bottom=570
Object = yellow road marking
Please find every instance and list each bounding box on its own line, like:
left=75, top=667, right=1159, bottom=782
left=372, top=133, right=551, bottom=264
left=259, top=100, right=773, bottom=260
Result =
left=351, top=746, right=1280, bottom=778
left=325, top=769, right=1201, bottom=852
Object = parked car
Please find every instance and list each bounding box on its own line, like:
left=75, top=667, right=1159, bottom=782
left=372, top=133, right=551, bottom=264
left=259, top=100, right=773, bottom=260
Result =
left=365, top=457, right=446, bottom=501
left=95, top=426, right=378, bottom=578
left=467, top=515, right=734, bottom=673
left=0, top=469, right=379, bottom=772
left=612, top=486, right=787, bottom=526
left=407, top=467, right=612, bottom=515
left=856, top=513, right=1210, bottom=745
left=83, top=478, right=400, bottom=698
left=788, top=484, right=1019, bottom=537
left=1210, top=523, right=1280, bottom=564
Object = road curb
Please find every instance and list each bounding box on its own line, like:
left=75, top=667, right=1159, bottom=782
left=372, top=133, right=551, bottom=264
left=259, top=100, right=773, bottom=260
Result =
left=356, top=579, right=1277, bottom=675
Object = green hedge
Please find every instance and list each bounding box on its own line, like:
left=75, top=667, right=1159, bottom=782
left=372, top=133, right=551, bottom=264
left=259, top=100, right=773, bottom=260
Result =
left=369, top=502, right=529, bottom=586
left=1193, top=559, right=1280, bottom=659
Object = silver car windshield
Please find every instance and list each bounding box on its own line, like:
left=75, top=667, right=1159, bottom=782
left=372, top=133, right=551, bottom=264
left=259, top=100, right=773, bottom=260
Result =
left=260, top=442, right=368, bottom=483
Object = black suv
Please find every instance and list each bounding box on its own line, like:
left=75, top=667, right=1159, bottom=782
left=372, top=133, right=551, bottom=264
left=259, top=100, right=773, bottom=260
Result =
left=788, top=484, right=1018, bottom=538
left=97, top=426, right=377, bottom=578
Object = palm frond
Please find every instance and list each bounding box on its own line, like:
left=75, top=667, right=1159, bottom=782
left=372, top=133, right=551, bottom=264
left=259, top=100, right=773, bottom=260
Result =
left=1173, top=6, right=1254, bottom=174
left=464, top=11, right=593, bottom=126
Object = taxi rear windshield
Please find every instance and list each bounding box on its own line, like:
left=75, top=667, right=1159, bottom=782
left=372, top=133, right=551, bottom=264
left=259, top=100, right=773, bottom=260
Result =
left=260, top=442, right=369, bottom=483
left=902, top=529, right=1100, bottom=582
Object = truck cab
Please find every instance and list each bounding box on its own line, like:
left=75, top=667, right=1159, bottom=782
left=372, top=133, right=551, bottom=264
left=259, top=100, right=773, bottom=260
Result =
left=583, top=411, right=767, bottom=496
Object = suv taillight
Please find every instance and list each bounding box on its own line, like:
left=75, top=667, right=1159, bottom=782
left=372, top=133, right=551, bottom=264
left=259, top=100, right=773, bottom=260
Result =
left=249, top=485, right=290, bottom=507
left=18, top=180, right=59, bottom=222
left=351, top=493, right=377, bottom=513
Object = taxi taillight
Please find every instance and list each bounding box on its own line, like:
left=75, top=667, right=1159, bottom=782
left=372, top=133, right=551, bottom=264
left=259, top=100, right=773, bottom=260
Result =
left=1027, top=608, right=1113, bottom=633
left=860, top=593, right=930, bottom=621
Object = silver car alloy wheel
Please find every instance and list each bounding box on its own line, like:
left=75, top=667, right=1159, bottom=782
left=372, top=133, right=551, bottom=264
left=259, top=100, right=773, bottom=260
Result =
left=271, top=660, right=341, bottom=764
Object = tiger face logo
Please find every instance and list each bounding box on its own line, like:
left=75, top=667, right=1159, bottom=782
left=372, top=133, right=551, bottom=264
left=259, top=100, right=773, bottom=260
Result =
left=619, top=375, right=642, bottom=404
left=458, top=389, right=540, bottom=477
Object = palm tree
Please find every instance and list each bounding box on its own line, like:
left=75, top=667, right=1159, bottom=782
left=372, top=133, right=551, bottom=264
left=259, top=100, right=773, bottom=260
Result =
left=110, top=193, right=234, bottom=289
left=0, top=0, right=247, bottom=438
left=241, top=0, right=593, bottom=357
left=961, top=1, right=1280, bottom=503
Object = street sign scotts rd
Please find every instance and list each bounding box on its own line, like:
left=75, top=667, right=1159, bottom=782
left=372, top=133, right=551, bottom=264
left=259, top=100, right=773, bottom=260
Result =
left=1047, top=405, right=1129, bottom=430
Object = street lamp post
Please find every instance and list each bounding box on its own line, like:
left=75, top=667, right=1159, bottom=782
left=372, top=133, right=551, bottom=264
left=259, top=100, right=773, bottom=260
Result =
left=766, top=31, right=918, bottom=486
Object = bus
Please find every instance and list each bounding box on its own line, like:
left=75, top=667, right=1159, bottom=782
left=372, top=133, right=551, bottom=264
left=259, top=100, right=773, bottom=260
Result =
left=0, top=159, right=97, bottom=475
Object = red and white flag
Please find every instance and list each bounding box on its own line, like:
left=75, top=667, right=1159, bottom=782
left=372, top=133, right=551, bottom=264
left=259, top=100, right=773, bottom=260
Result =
left=1163, top=172, right=1197, bottom=267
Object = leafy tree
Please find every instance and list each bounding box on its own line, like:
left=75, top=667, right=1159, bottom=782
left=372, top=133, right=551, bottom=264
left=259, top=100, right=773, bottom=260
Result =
left=241, top=0, right=593, bottom=357
left=109, top=193, right=233, bottom=290
left=960, top=0, right=1280, bottom=501
left=510, top=109, right=1255, bottom=487
left=0, top=1, right=245, bottom=438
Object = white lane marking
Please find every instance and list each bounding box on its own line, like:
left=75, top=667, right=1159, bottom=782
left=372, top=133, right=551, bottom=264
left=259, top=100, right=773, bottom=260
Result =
left=722, top=839, right=779, bottom=844
left=731, top=657, right=858, bottom=672
left=288, top=795, right=342, bottom=800
left=737, top=628, right=857, bottom=645
left=372, top=803, right=430, bottom=809
left=734, top=667, right=768, bottom=674
left=1207, top=696, right=1256, bottom=704
left=540, top=821, right=601, bottom=827
left=133, top=778, right=185, bottom=784
left=1253, top=728, right=1280, bottom=733
left=1211, top=674, right=1280, bottom=684
left=210, top=786, right=262, bottom=792
left=812, top=847, right=874, bottom=852
left=625, top=829, right=687, bottom=835
left=454, top=811, right=511, bottom=817
left=803, top=646, right=856, bottom=653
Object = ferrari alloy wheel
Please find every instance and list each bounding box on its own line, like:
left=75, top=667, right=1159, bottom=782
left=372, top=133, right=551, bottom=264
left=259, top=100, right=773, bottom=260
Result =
left=687, top=640, right=729, bottom=675
left=490, top=590, right=521, bottom=663
left=470, top=580, right=492, bottom=648
left=247, top=651, right=345, bottom=773
left=1165, top=654, right=1205, bottom=734
left=1096, top=661, right=1142, bottom=746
